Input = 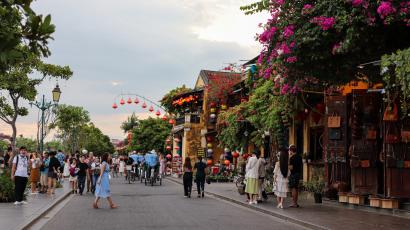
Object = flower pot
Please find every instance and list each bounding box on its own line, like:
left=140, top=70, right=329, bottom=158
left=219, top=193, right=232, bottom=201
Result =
left=369, top=196, right=381, bottom=208
left=338, top=192, right=348, bottom=203
left=314, top=193, right=322, bottom=203
left=347, top=194, right=365, bottom=205
left=380, top=198, right=399, bottom=209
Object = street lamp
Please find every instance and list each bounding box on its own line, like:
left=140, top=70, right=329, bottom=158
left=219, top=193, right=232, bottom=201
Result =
left=31, top=84, right=62, bottom=153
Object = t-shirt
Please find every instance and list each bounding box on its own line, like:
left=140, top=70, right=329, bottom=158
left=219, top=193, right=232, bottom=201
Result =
left=12, top=155, right=28, bottom=177
left=194, top=161, right=206, bottom=178
left=56, top=152, right=65, bottom=167
left=290, top=154, right=303, bottom=175
left=48, top=157, right=61, bottom=173
left=78, top=162, right=89, bottom=177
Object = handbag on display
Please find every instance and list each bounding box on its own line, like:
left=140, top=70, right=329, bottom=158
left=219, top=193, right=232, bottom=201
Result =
left=328, top=113, right=341, bottom=128
left=366, top=127, right=377, bottom=140
left=383, top=103, right=399, bottom=121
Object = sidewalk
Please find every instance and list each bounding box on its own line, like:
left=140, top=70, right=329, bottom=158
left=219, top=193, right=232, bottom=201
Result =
left=0, top=180, right=72, bottom=230
left=167, top=177, right=410, bottom=230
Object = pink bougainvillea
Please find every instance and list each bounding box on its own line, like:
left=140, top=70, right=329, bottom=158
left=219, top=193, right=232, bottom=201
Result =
left=259, top=26, right=277, bottom=43
left=351, top=0, right=363, bottom=7
left=332, top=42, right=342, bottom=55
left=311, top=16, right=335, bottom=30
left=283, top=25, right=295, bottom=38
left=286, top=56, right=297, bottom=63
left=377, top=1, right=396, bottom=19
left=274, top=0, right=285, bottom=5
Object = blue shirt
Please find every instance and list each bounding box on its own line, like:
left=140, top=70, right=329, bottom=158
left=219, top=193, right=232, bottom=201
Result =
left=145, top=153, right=158, bottom=167
left=137, top=155, right=145, bottom=163
left=56, top=152, right=65, bottom=167
left=42, top=158, right=50, bottom=174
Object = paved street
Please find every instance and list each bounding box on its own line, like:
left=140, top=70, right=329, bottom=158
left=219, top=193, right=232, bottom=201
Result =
left=39, top=177, right=303, bottom=230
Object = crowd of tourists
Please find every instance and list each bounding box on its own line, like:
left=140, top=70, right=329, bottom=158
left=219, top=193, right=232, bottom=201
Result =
left=241, top=144, right=302, bottom=209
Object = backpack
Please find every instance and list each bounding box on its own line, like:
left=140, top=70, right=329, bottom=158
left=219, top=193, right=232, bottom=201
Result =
left=69, top=166, right=76, bottom=177
left=14, top=155, right=28, bottom=168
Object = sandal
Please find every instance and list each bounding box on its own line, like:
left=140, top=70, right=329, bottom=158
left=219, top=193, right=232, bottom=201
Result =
left=93, top=202, right=99, bottom=209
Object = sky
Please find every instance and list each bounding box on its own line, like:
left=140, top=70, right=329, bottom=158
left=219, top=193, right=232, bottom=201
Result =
left=0, top=0, right=268, bottom=141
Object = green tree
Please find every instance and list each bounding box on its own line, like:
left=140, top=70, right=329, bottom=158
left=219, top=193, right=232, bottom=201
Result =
left=51, top=105, right=90, bottom=153
left=121, top=112, right=139, bottom=133
left=0, top=139, right=9, bottom=152
left=0, top=1, right=56, bottom=72
left=45, top=140, right=64, bottom=152
left=129, top=117, right=172, bottom=153
left=0, top=49, right=72, bottom=152
left=15, top=136, right=37, bottom=152
left=78, top=123, right=114, bottom=155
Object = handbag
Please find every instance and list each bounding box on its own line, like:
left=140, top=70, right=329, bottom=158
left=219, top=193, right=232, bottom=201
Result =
left=383, top=103, right=398, bottom=121
left=328, top=113, right=341, bottom=128
left=360, top=160, right=371, bottom=168
left=366, top=128, right=377, bottom=140
left=329, top=128, right=342, bottom=140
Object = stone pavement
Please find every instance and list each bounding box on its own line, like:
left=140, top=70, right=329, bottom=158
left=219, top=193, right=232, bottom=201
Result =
left=0, top=180, right=72, bottom=230
left=167, top=177, right=410, bottom=230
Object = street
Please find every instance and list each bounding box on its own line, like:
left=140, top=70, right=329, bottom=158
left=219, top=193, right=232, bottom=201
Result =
left=39, top=177, right=303, bottom=230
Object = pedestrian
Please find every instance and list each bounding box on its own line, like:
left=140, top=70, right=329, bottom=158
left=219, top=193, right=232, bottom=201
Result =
left=91, top=157, right=101, bottom=193
left=47, top=151, right=61, bottom=195
left=194, top=156, right=207, bottom=198
left=119, top=157, right=125, bottom=176
left=288, top=144, right=302, bottom=208
left=159, top=153, right=166, bottom=177
left=245, top=150, right=261, bottom=205
left=93, top=153, right=118, bottom=209
left=69, top=158, right=79, bottom=194
left=40, top=152, right=49, bottom=193
left=11, top=147, right=29, bottom=205
left=183, top=156, right=193, bottom=198
left=274, top=150, right=289, bottom=209
left=257, top=155, right=267, bottom=202
left=86, top=152, right=94, bottom=193
left=29, top=152, right=41, bottom=194
left=77, top=155, right=89, bottom=195
left=63, top=157, right=70, bottom=178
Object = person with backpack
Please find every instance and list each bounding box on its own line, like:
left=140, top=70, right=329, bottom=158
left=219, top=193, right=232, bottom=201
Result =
left=11, top=146, right=29, bottom=205
left=69, top=158, right=79, bottom=194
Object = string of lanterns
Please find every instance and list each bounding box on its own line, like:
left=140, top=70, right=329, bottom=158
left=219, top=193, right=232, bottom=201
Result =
left=112, top=94, right=174, bottom=122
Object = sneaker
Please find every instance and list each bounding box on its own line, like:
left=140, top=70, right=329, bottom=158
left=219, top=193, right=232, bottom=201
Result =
left=14, top=201, right=21, bottom=205
left=184, top=196, right=188, bottom=198
left=21, top=201, right=28, bottom=205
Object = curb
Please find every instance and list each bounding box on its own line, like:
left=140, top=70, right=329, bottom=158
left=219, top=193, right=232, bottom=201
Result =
left=17, top=189, right=72, bottom=230
left=166, top=177, right=328, bottom=230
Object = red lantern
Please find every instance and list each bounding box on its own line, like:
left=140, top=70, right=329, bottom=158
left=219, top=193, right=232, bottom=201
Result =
left=232, top=152, right=239, bottom=158
left=210, top=102, right=216, bottom=108
left=224, top=160, right=230, bottom=165
left=149, top=106, right=154, bottom=112
left=174, top=138, right=181, bottom=143
left=166, top=154, right=172, bottom=159
left=243, top=153, right=250, bottom=160
left=112, top=103, right=118, bottom=109
left=166, top=146, right=171, bottom=150
left=175, top=146, right=180, bottom=150
left=120, top=98, right=125, bottom=105
left=134, top=97, right=140, bottom=104
left=207, top=159, right=213, bottom=166
left=155, top=110, right=161, bottom=116
left=142, top=102, right=147, bottom=109
left=127, top=98, right=132, bottom=104
left=162, top=115, right=168, bottom=121
left=169, top=119, right=175, bottom=125
left=166, top=138, right=171, bottom=144
left=206, top=136, right=213, bottom=142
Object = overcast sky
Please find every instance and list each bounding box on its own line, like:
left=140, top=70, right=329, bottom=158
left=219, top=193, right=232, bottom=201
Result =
left=0, top=0, right=267, bottom=140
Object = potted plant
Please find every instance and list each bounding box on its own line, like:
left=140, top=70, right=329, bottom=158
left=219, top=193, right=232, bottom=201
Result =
left=304, top=179, right=325, bottom=203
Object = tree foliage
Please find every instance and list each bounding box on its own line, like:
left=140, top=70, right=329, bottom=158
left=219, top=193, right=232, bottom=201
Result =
left=129, top=117, right=172, bottom=153
left=121, top=112, right=139, bottom=133
left=15, top=136, right=37, bottom=152
left=78, top=123, right=114, bottom=155
left=160, top=85, right=192, bottom=115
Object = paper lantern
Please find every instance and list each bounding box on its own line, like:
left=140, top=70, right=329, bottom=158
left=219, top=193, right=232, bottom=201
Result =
left=221, top=105, right=227, bottom=110
left=207, top=136, right=213, bottom=142
left=207, top=143, right=213, bottom=148
left=224, top=147, right=230, bottom=152
left=224, top=160, right=230, bottom=165
left=142, top=102, right=147, bottom=109
left=210, top=114, right=216, bottom=119
left=174, top=138, right=181, bottom=143
left=166, top=138, right=171, bottom=144
left=243, top=153, right=250, bottom=160
left=207, top=159, right=213, bottom=166
left=210, top=108, right=216, bottom=113
left=166, top=146, right=171, bottom=150
left=112, top=103, right=118, bottom=109
left=134, top=97, right=140, bottom=104
left=232, top=152, right=239, bottom=158
left=162, top=115, right=168, bottom=121
left=169, top=119, right=175, bottom=125
left=207, top=149, right=213, bottom=153
left=210, top=102, right=217, bottom=107
left=175, top=146, right=180, bottom=150
left=149, top=106, right=154, bottom=112
left=127, top=98, right=132, bottom=104
left=166, top=154, right=172, bottom=159
left=120, top=98, right=125, bottom=105
left=155, top=110, right=161, bottom=116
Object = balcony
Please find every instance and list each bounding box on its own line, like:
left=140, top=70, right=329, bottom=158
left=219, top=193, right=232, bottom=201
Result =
left=172, top=114, right=201, bottom=133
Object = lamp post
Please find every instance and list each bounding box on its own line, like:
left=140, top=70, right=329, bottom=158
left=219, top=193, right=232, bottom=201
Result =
left=31, top=84, right=62, bottom=153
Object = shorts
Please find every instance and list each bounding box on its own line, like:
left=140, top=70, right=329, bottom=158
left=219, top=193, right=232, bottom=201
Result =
left=288, top=173, right=300, bottom=189
left=48, top=171, right=58, bottom=179
left=40, top=173, right=48, bottom=186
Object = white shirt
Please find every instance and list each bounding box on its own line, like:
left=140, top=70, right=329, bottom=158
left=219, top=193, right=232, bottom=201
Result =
left=13, top=154, right=28, bottom=177
left=245, top=156, right=260, bottom=179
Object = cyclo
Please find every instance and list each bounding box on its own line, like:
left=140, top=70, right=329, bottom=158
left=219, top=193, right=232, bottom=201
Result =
left=125, top=157, right=136, bottom=184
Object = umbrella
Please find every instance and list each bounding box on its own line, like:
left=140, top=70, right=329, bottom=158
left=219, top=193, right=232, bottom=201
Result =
left=129, top=154, right=139, bottom=162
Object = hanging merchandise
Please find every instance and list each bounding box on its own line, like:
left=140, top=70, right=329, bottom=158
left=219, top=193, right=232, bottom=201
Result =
left=328, top=113, right=341, bottom=128
left=383, top=103, right=399, bottom=121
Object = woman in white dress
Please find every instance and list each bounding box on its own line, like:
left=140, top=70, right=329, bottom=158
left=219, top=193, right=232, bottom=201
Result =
left=119, top=158, right=125, bottom=176
left=63, top=157, right=70, bottom=178
left=273, top=150, right=290, bottom=209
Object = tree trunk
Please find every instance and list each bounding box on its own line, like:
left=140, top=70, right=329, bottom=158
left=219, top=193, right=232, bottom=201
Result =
left=11, top=122, right=17, bottom=155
